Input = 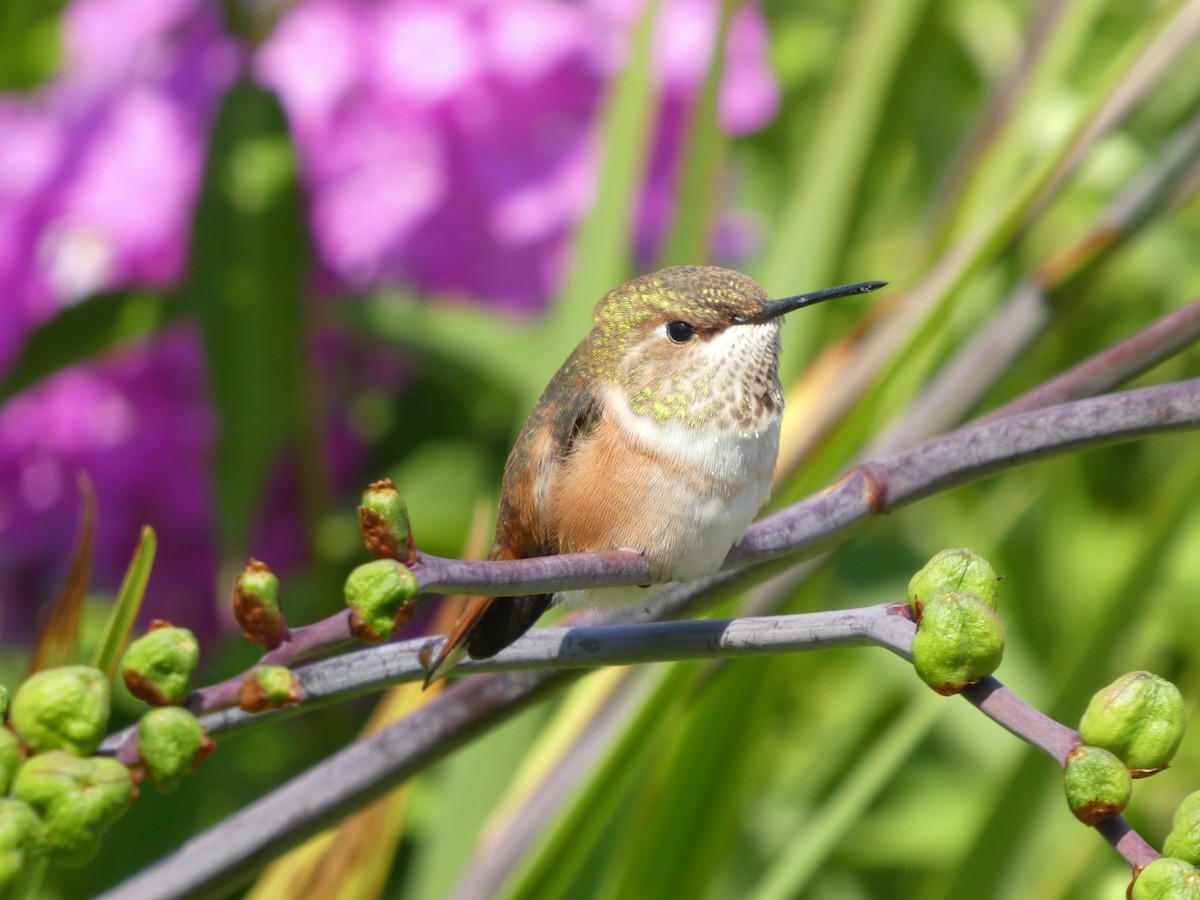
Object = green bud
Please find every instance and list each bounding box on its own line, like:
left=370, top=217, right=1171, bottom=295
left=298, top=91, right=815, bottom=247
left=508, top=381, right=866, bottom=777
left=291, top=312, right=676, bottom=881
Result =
left=0, top=799, right=45, bottom=894
left=121, top=624, right=200, bottom=707
left=1132, top=857, right=1200, bottom=899
left=358, top=479, right=415, bottom=564
left=0, top=685, right=9, bottom=721
left=1163, top=790, right=1200, bottom=865
left=0, top=729, right=21, bottom=795
left=908, top=548, right=999, bottom=614
left=1078, top=671, right=1184, bottom=775
left=137, top=707, right=214, bottom=792
left=10, top=666, right=111, bottom=756
left=1062, top=745, right=1132, bottom=825
left=238, top=665, right=301, bottom=714
left=345, top=559, right=419, bottom=643
left=910, top=591, right=1004, bottom=695
left=13, top=751, right=133, bottom=866
left=232, top=559, right=287, bottom=649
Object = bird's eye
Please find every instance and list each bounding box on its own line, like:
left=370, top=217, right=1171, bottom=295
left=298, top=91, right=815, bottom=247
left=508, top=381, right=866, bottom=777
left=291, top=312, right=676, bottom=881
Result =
left=666, top=321, right=695, bottom=343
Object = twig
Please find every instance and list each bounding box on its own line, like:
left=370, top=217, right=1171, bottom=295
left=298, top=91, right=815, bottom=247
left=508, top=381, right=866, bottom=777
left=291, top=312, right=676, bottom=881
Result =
left=169, top=605, right=917, bottom=742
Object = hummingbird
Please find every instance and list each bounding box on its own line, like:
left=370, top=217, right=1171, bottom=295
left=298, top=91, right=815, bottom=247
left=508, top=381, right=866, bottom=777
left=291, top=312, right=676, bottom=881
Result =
left=425, top=266, right=884, bottom=685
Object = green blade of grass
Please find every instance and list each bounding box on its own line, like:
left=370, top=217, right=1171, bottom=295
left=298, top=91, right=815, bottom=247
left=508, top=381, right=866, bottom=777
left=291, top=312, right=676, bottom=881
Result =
left=91, top=526, right=156, bottom=679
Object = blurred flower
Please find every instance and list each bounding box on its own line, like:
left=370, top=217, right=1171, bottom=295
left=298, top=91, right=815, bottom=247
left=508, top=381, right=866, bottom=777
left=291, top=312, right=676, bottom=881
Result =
left=0, top=0, right=240, bottom=373
left=256, top=0, right=779, bottom=310
left=0, top=0, right=238, bottom=638
left=0, top=329, right=221, bottom=639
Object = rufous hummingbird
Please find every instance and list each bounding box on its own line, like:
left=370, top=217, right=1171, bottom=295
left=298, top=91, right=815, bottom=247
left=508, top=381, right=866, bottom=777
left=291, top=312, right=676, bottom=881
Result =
left=425, top=266, right=884, bottom=685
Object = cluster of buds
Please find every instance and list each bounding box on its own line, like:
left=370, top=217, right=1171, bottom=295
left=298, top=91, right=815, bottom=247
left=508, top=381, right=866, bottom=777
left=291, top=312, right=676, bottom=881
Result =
left=0, top=477, right=424, bottom=886
left=905, top=549, right=1199, bottom=894
left=347, top=481, right=420, bottom=643
left=224, top=480, right=421, bottom=711
left=0, top=665, right=134, bottom=874
left=120, top=624, right=215, bottom=792
left=1062, top=672, right=1195, bottom=898
left=907, top=549, right=1004, bottom=695
left=1133, top=790, right=1200, bottom=896
left=1065, top=671, right=1185, bottom=828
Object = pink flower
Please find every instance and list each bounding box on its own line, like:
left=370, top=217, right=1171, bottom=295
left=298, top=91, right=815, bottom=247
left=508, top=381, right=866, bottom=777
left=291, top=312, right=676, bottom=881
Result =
left=257, top=0, right=780, bottom=309
left=0, top=0, right=239, bottom=374
left=0, top=330, right=220, bottom=639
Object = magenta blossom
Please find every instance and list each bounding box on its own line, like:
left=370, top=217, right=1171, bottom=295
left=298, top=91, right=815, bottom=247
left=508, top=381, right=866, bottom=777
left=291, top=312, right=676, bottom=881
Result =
left=256, top=0, right=779, bottom=310
left=0, top=0, right=238, bottom=637
left=0, top=0, right=240, bottom=375
left=0, top=329, right=221, bottom=639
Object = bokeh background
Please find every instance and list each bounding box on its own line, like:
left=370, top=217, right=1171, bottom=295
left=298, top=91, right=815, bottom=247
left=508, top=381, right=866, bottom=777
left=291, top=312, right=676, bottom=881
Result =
left=4, top=0, right=1200, bottom=896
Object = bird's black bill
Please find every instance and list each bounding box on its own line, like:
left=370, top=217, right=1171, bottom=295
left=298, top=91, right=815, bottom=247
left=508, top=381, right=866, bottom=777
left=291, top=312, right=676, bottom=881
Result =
left=734, top=280, right=887, bottom=324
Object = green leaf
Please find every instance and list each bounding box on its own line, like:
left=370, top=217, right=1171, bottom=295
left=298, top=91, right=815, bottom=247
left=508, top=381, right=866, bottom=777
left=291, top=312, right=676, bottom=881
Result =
left=0, top=0, right=66, bottom=90
left=184, top=80, right=313, bottom=554
left=91, top=526, right=156, bottom=680
left=0, top=292, right=179, bottom=402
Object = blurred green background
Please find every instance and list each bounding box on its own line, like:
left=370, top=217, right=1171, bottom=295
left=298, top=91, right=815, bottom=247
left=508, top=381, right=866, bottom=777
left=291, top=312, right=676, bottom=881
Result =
left=4, top=0, right=1200, bottom=897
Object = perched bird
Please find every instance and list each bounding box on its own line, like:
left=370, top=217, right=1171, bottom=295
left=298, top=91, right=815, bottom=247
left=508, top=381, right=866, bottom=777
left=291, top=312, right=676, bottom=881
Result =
left=426, top=266, right=883, bottom=684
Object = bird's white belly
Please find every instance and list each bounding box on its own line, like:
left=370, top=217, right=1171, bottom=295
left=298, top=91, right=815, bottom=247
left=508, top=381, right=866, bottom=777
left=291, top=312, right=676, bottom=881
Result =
left=559, top=388, right=780, bottom=606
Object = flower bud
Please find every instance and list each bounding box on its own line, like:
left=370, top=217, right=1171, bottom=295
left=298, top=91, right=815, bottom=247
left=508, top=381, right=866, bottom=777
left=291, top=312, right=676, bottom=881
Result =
left=137, top=707, right=214, bottom=793
left=0, top=684, right=9, bottom=721
left=1078, top=671, right=1184, bottom=775
left=345, top=559, right=419, bottom=643
left=1062, top=745, right=1132, bottom=825
left=1163, top=790, right=1200, bottom=865
left=910, top=591, right=1004, bottom=695
left=0, top=730, right=21, bottom=795
left=0, top=799, right=45, bottom=893
left=232, top=559, right=287, bottom=649
left=359, top=479, right=416, bottom=564
left=908, top=548, right=999, bottom=614
left=238, top=666, right=301, bottom=714
left=1131, top=857, right=1200, bottom=899
left=121, top=625, right=200, bottom=707
left=10, top=666, right=111, bottom=756
left=13, top=751, right=133, bottom=866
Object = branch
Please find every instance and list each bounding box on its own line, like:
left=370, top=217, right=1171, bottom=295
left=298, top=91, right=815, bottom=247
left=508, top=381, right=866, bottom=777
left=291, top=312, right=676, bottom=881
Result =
left=98, top=604, right=1160, bottom=900
left=413, top=378, right=1200, bottom=597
